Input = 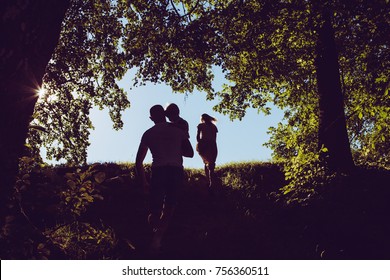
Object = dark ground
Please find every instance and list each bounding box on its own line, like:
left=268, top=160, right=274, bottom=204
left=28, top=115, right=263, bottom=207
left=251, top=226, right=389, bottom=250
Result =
left=4, top=163, right=390, bottom=260
left=85, top=166, right=390, bottom=260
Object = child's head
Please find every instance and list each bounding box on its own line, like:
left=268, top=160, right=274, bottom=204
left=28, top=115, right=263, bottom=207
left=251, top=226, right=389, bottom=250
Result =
left=165, top=103, right=180, bottom=121
left=201, top=113, right=217, bottom=124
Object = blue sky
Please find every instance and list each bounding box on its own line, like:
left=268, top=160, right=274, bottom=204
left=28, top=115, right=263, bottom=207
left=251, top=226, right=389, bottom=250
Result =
left=85, top=69, right=285, bottom=169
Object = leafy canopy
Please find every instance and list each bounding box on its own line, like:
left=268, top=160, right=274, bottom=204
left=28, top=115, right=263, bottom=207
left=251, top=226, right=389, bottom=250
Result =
left=30, top=0, right=389, bottom=168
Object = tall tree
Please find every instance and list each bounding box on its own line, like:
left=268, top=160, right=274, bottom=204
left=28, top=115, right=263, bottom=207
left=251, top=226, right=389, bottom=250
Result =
left=0, top=0, right=70, bottom=233
left=266, top=0, right=389, bottom=170
left=315, top=11, right=354, bottom=171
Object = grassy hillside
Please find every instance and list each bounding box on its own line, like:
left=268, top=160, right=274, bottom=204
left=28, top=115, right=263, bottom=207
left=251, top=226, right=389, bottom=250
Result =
left=3, top=160, right=390, bottom=259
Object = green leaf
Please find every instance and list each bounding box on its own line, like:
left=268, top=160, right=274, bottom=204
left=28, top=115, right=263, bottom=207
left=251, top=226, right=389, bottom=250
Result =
left=93, top=194, right=104, bottom=200
left=82, top=180, right=93, bottom=189
left=65, top=173, right=77, bottom=180
left=94, top=172, right=106, bottom=184
left=67, top=180, right=77, bottom=189
left=81, top=194, right=94, bottom=202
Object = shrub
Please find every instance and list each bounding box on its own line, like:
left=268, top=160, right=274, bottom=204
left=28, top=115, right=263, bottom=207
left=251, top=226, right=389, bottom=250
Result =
left=60, top=164, right=105, bottom=217
left=279, top=147, right=336, bottom=205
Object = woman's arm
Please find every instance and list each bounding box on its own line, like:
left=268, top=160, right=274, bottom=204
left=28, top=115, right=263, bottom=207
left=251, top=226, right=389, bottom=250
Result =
left=196, top=125, right=201, bottom=142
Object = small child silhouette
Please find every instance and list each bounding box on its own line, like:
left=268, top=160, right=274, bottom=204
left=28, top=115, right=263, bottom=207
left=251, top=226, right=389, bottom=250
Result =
left=165, top=103, right=190, bottom=138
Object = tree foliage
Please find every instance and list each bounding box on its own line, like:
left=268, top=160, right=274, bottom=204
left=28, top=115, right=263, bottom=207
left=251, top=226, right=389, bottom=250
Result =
left=30, top=0, right=389, bottom=169
left=30, top=1, right=130, bottom=165
left=261, top=0, right=389, bottom=187
left=336, top=1, right=390, bottom=167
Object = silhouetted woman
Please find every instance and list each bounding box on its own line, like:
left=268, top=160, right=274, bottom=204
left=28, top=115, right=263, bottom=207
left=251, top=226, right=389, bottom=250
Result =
left=196, top=113, right=218, bottom=189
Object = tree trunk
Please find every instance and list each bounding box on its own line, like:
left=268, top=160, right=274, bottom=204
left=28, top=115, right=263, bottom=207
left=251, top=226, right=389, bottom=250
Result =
left=0, top=0, right=70, bottom=257
left=315, top=12, right=354, bottom=173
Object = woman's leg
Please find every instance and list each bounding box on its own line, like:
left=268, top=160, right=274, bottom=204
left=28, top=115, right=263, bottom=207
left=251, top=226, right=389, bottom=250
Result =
left=208, top=162, right=215, bottom=188
left=204, top=164, right=210, bottom=184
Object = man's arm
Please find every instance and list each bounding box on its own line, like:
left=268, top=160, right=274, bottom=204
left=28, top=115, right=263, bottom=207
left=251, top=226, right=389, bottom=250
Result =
left=135, top=142, right=149, bottom=193
left=182, top=138, right=194, bottom=158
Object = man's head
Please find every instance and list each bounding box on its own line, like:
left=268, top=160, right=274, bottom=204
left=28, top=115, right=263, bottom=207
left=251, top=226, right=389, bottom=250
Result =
left=150, top=105, right=166, bottom=123
left=165, top=103, right=180, bottom=121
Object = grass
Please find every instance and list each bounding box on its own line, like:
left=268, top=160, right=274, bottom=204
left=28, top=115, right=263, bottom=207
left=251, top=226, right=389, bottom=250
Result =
left=3, top=160, right=390, bottom=259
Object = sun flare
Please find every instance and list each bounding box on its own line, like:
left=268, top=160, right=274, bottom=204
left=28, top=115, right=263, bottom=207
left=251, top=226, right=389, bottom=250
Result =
left=36, top=87, right=46, bottom=98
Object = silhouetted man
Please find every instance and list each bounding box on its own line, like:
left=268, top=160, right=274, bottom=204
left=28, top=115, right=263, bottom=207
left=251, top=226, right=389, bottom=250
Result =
left=136, top=104, right=194, bottom=252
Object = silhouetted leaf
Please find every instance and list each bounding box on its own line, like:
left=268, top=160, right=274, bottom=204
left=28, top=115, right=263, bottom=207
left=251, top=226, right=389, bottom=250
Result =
left=94, top=172, right=106, bottom=184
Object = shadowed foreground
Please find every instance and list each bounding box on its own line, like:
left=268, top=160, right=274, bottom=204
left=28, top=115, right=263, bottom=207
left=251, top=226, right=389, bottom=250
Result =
left=86, top=163, right=390, bottom=259
left=4, top=162, right=390, bottom=259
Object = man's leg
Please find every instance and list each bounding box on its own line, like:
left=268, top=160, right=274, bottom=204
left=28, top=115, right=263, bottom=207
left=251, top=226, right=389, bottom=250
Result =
left=151, top=167, right=182, bottom=249
left=149, top=167, right=181, bottom=251
left=150, top=204, right=175, bottom=250
left=149, top=167, right=164, bottom=244
left=148, top=211, right=161, bottom=231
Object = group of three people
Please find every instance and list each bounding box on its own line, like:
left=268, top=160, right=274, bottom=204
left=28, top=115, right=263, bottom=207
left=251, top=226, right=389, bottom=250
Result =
left=135, top=103, right=218, bottom=252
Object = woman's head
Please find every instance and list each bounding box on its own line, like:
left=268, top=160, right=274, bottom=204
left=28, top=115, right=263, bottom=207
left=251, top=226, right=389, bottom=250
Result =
left=201, top=113, right=217, bottom=123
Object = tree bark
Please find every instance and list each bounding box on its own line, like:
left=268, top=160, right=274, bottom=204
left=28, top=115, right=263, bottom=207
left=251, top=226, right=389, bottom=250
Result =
left=315, top=12, right=354, bottom=172
left=0, top=0, right=70, bottom=256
